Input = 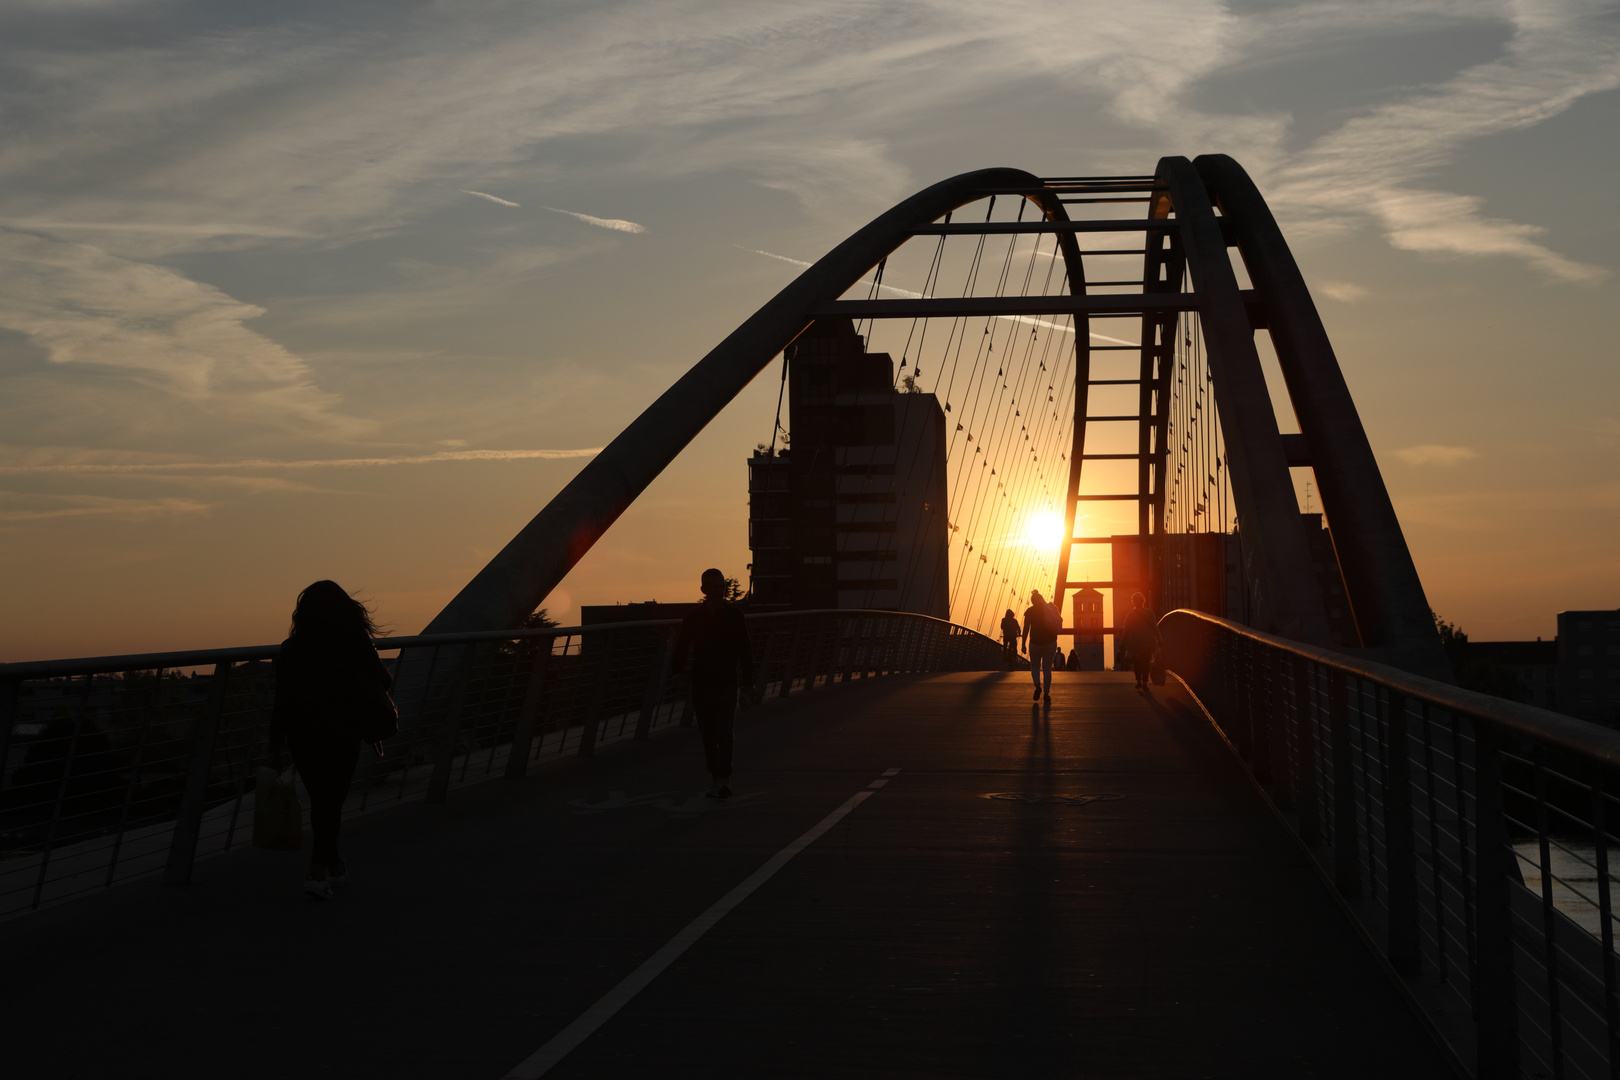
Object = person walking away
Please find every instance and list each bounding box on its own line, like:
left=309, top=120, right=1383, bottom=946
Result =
left=1119, top=592, right=1159, bottom=692
left=999, top=609, right=1020, bottom=666
left=1053, top=644, right=1066, bottom=670
left=268, top=581, right=391, bottom=900
left=672, top=568, right=755, bottom=799
left=1022, top=589, right=1060, bottom=705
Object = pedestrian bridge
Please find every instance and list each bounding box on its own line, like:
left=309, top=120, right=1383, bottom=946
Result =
left=6, top=660, right=1454, bottom=1079
left=4, top=609, right=1617, bottom=1079
left=4, top=158, right=1614, bottom=1079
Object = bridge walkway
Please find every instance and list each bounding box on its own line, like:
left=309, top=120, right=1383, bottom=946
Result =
left=2, top=672, right=1453, bottom=1078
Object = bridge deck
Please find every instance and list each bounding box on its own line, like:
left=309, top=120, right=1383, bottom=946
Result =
left=2, top=673, right=1453, bottom=1078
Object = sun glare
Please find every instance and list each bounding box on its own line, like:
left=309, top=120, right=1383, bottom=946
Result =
left=1025, top=510, right=1066, bottom=552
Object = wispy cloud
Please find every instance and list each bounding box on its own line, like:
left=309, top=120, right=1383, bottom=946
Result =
left=1395, top=444, right=1478, bottom=466
left=1319, top=281, right=1367, bottom=302
left=0, top=447, right=602, bottom=475
left=0, top=493, right=212, bottom=522
left=460, top=189, right=520, bottom=207
left=541, top=206, right=646, bottom=233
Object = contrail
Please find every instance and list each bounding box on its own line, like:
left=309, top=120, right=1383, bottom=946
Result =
left=0, top=448, right=603, bottom=475
left=542, top=206, right=647, bottom=234
left=735, top=246, right=1138, bottom=346
left=460, top=189, right=521, bottom=208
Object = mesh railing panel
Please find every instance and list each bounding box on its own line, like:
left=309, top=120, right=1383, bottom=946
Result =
left=0, top=609, right=1002, bottom=919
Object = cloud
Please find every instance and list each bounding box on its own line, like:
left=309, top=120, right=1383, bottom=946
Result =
left=1395, top=444, right=1478, bottom=466
left=0, top=492, right=212, bottom=523
left=0, top=229, right=367, bottom=436
left=459, top=189, right=521, bottom=207
left=0, top=447, right=602, bottom=475
left=540, top=206, right=646, bottom=234
left=1267, top=3, right=1619, bottom=283
left=1318, top=281, right=1367, bottom=302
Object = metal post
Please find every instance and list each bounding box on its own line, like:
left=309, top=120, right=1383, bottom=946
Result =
left=0, top=677, right=19, bottom=804
left=426, top=644, right=476, bottom=803
left=1384, top=690, right=1420, bottom=974
left=1533, top=760, right=1565, bottom=1077
left=822, top=615, right=843, bottom=688
left=1296, top=658, right=1322, bottom=845
left=636, top=631, right=672, bottom=738
left=1253, top=646, right=1275, bottom=788
left=1471, top=719, right=1519, bottom=1079
left=164, top=662, right=233, bottom=887
left=1330, top=669, right=1360, bottom=897
left=1589, top=774, right=1619, bottom=1072
left=505, top=640, right=553, bottom=778
left=755, top=625, right=781, bottom=700
left=577, top=632, right=617, bottom=757
left=839, top=617, right=860, bottom=682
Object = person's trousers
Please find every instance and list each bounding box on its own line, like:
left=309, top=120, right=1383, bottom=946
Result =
left=1030, top=642, right=1056, bottom=693
left=691, top=683, right=738, bottom=781
left=1133, top=648, right=1155, bottom=687
left=289, top=734, right=360, bottom=866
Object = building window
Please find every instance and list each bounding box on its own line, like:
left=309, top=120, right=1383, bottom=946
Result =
left=802, top=556, right=832, bottom=565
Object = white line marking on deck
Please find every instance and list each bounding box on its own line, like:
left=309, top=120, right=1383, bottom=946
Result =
left=501, top=769, right=900, bottom=1078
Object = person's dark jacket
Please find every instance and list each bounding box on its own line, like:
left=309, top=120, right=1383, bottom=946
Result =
left=672, top=599, right=754, bottom=689
left=1000, top=613, right=1020, bottom=644
left=1023, top=602, right=1059, bottom=648
left=1119, top=607, right=1159, bottom=654
left=271, top=633, right=392, bottom=745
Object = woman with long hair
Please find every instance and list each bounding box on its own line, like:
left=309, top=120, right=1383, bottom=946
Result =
left=268, top=580, right=391, bottom=900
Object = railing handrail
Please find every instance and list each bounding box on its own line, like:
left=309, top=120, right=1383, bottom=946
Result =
left=1160, top=608, right=1620, bottom=769
left=0, top=608, right=999, bottom=681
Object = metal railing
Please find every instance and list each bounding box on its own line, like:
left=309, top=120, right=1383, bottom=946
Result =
left=1161, top=609, right=1620, bottom=1080
left=0, top=609, right=1003, bottom=920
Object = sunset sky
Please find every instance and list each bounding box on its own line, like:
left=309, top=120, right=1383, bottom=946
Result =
left=2, top=0, right=1617, bottom=661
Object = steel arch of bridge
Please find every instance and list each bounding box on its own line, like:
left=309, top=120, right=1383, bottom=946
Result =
left=424, top=155, right=1449, bottom=678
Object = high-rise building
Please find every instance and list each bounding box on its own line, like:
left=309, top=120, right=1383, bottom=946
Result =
left=1558, top=609, right=1620, bottom=726
left=746, top=319, right=948, bottom=618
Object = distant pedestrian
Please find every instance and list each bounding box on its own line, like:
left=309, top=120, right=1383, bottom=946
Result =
left=268, top=581, right=391, bottom=901
left=1119, top=592, right=1160, bottom=692
left=1067, top=649, right=1080, bottom=672
left=1053, top=644, right=1066, bottom=670
left=673, top=568, right=755, bottom=799
left=1022, top=589, right=1060, bottom=705
left=1000, top=609, right=1020, bottom=665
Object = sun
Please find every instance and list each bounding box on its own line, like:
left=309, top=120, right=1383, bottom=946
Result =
left=1025, top=510, right=1066, bottom=552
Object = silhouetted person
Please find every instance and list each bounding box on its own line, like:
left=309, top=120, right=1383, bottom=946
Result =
left=1053, top=644, right=1066, bottom=670
left=1119, top=591, right=1159, bottom=692
left=672, top=569, right=755, bottom=799
left=1000, top=609, right=1020, bottom=665
left=268, top=580, right=390, bottom=900
left=1022, top=589, right=1060, bottom=705
left=1067, top=648, right=1080, bottom=672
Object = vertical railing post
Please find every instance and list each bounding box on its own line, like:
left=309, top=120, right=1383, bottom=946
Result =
left=577, top=631, right=617, bottom=757
left=1253, top=646, right=1275, bottom=789
left=426, top=644, right=477, bottom=802
left=505, top=638, right=553, bottom=778
left=635, top=630, right=673, bottom=738
left=1384, top=690, right=1420, bottom=974
left=1330, top=669, right=1360, bottom=897
left=0, top=677, right=19, bottom=805
left=777, top=625, right=803, bottom=702
left=756, top=624, right=782, bottom=699
left=839, top=617, right=860, bottom=682
left=1590, top=774, right=1619, bottom=1072
left=1471, top=718, right=1519, bottom=1080
left=1296, top=658, right=1322, bottom=845
left=825, top=614, right=844, bottom=685
left=164, top=662, right=233, bottom=886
